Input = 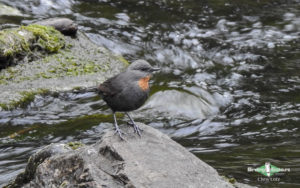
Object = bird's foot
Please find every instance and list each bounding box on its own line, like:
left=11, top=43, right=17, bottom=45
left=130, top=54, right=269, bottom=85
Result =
left=114, top=126, right=126, bottom=140
left=127, top=121, right=142, bottom=137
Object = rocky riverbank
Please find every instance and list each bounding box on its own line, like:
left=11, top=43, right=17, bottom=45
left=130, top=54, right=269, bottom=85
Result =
left=0, top=18, right=128, bottom=110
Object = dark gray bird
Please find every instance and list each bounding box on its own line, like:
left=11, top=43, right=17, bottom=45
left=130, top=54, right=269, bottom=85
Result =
left=98, top=59, right=159, bottom=139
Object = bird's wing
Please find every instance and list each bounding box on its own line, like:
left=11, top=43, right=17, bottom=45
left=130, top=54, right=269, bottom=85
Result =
left=98, top=74, right=124, bottom=97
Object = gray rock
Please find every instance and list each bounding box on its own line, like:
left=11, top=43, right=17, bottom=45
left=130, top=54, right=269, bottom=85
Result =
left=0, top=3, right=22, bottom=16
left=5, top=123, right=251, bottom=188
left=12, top=143, right=72, bottom=187
left=34, top=18, right=78, bottom=36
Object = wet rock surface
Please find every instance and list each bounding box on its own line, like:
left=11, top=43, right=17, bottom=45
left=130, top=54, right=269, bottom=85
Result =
left=0, top=27, right=128, bottom=110
left=5, top=123, right=252, bottom=188
left=0, top=3, right=22, bottom=17
left=34, top=18, right=78, bottom=36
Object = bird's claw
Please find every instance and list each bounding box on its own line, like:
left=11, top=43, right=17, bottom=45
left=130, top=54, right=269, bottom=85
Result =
left=134, top=125, right=142, bottom=137
left=114, top=126, right=126, bottom=140
left=127, top=122, right=142, bottom=137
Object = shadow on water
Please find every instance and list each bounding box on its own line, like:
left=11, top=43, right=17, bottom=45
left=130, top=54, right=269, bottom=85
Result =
left=1, top=0, right=300, bottom=187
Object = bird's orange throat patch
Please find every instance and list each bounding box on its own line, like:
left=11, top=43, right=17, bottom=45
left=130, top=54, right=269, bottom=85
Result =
left=138, top=76, right=151, bottom=91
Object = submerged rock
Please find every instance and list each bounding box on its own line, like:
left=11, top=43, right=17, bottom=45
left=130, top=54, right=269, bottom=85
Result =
left=5, top=123, right=253, bottom=188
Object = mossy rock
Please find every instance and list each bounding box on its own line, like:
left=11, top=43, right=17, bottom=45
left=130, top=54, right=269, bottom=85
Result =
left=0, top=89, right=49, bottom=110
left=0, top=24, right=65, bottom=68
left=22, top=24, right=65, bottom=53
left=0, top=31, right=128, bottom=110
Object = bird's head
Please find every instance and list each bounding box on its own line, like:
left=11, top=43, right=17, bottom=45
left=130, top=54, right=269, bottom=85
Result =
left=128, top=59, right=160, bottom=76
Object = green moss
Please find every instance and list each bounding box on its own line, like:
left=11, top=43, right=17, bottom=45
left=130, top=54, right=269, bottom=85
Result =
left=228, top=177, right=236, bottom=184
left=67, top=142, right=85, bottom=150
left=16, top=91, right=35, bottom=107
left=69, top=113, right=115, bottom=124
left=72, top=86, right=83, bottom=90
left=0, top=24, right=65, bottom=68
left=0, top=75, right=8, bottom=84
left=222, top=176, right=237, bottom=184
left=34, top=54, right=106, bottom=79
left=22, top=24, right=65, bottom=53
left=0, top=66, right=24, bottom=84
left=59, top=180, right=69, bottom=188
left=118, top=56, right=130, bottom=66
left=0, top=103, right=9, bottom=111
left=66, top=44, right=73, bottom=49
left=0, top=29, right=31, bottom=57
left=0, top=89, right=50, bottom=110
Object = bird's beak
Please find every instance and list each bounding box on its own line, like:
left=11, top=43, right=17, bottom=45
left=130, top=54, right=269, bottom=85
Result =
left=151, top=67, right=160, bottom=72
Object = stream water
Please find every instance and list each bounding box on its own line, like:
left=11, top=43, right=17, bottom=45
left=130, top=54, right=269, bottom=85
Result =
left=0, top=0, right=300, bottom=187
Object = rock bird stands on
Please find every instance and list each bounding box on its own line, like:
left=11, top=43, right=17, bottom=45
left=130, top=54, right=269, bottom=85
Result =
left=98, top=60, right=159, bottom=139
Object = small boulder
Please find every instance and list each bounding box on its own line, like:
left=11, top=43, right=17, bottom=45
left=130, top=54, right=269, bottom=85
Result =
left=34, top=18, right=78, bottom=36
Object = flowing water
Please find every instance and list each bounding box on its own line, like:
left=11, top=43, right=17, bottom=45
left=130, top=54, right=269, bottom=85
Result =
left=1, top=0, right=300, bottom=187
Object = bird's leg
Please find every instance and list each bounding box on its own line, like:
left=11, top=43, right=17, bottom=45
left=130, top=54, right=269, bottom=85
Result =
left=126, top=112, right=142, bottom=137
left=113, top=112, right=125, bottom=140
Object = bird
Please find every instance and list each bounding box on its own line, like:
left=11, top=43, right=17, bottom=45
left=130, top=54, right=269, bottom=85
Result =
left=98, top=59, right=160, bottom=140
